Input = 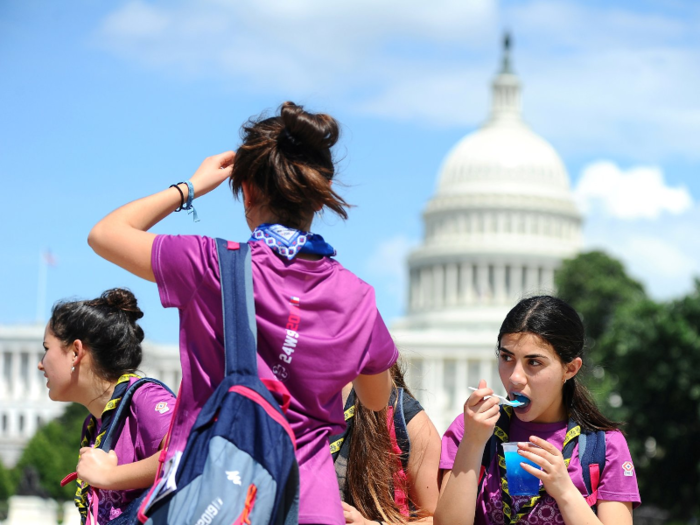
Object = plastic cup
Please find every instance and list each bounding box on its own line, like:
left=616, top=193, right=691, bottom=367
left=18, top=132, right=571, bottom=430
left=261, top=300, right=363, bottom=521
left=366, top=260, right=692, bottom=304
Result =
left=502, top=442, right=541, bottom=496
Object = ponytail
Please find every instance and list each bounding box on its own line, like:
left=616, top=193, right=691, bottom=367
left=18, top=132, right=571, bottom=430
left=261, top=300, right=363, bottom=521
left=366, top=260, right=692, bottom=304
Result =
left=230, top=101, right=351, bottom=229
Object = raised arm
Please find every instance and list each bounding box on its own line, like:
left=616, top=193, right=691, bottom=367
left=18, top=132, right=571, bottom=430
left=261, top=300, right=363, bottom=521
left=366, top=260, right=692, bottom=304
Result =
left=352, top=369, right=392, bottom=412
left=434, top=381, right=500, bottom=525
left=88, top=152, right=235, bottom=281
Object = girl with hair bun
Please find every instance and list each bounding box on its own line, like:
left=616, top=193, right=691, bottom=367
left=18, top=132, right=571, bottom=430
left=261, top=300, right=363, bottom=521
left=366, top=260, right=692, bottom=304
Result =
left=88, top=102, right=397, bottom=524
left=435, top=295, right=640, bottom=525
left=39, top=288, right=175, bottom=524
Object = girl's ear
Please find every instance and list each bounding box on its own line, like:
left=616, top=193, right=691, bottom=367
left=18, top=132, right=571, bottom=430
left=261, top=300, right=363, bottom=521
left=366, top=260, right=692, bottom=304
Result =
left=72, top=340, right=87, bottom=367
left=241, top=181, right=257, bottom=208
left=564, top=357, right=583, bottom=381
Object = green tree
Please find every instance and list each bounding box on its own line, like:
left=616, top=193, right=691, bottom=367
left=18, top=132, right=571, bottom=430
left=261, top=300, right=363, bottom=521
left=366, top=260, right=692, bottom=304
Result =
left=555, top=250, right=645, bottom=343
left=596, top=281, right=700, bottom=520
left=14, top=403, right=88, bottom=501
left=555, top=251, right=647, bottom=406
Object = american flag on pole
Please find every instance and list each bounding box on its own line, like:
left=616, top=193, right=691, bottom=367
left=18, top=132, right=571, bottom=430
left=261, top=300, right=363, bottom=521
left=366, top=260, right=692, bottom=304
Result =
left=43, top=250, right=57, bottom=267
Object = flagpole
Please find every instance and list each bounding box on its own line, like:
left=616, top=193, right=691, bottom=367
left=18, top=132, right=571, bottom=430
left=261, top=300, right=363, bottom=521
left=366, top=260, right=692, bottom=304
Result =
left=36, top=251, right=47, bottom=325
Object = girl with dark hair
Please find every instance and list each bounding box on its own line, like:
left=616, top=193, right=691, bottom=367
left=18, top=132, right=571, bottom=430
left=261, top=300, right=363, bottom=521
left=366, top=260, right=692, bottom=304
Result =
left=332, top=362, right=441, bottom=525
left=88, top=102, right=397, bottom=525
left=435, top=296, right=640, bottom=525
left=39, top=288, right=175, bottom=524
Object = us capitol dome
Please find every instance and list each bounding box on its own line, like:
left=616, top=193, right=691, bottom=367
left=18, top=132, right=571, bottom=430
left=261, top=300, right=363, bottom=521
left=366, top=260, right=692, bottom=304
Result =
left=391, top=35, right=582, bottom=433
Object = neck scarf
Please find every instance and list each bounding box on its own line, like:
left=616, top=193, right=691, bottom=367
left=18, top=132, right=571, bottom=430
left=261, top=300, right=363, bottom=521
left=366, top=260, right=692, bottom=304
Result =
left=250, top=223, right=336, bottom=260
left=493, top=407, right=581, bottom=524
left=75, top=373, right=140, bottom=522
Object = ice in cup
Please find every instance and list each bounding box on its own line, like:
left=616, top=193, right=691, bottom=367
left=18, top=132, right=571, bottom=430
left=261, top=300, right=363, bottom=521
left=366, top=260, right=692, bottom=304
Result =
left=502, top=442, right=541, bottom=496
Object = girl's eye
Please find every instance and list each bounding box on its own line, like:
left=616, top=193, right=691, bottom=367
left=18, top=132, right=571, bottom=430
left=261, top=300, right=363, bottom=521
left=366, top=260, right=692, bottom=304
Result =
left=500, top=354, right=512, bottom=362
left=528, top=359, right=541, bottom=367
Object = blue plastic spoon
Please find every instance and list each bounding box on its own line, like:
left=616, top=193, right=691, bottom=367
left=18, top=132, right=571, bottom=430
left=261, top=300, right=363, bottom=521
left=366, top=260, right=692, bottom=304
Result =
left=468, top=387, right=527, bottom=407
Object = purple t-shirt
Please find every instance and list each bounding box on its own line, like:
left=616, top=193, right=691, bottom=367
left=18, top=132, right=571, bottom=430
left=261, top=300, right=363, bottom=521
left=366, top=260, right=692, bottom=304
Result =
left=84, top=379, right=175, bottom=523
left=440, top=414, right=641, bottom=524
left=152, top=235, right=398, bottom=525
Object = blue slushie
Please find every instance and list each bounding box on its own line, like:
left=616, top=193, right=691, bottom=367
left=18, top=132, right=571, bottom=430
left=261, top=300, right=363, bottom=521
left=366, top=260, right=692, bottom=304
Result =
left=503, top=443, right=541, bottom=496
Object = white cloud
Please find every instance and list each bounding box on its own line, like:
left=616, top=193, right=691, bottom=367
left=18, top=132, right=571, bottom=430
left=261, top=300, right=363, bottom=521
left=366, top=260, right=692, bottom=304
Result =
left=574, top=161, right=693, bottom=220
left=93, top=0, right=700, bottom=161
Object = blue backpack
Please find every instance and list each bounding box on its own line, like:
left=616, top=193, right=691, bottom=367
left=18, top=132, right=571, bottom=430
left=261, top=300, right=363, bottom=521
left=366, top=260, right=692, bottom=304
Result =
left=60, top=377, right=176, bottom=525
left=138, top=239, right=299, bottom=525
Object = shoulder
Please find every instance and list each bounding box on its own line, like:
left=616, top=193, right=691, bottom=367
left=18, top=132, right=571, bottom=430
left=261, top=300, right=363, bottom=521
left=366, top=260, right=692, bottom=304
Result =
left=439, top=413, right=465, bottom=470
left=400, top=391, right=424, bottom=424
left=129, top=381, right=176, bottom=420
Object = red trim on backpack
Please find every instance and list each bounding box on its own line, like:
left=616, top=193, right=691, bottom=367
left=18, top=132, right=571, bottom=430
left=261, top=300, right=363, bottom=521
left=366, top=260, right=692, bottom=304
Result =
left=478, top=465, right=486, bottom=485
left=60, top=472, right=78, bottom=486
left=229, top=385, right=297, bottom=449
left=585, top=463, right=601, bottom=506
left=386, top=406, right=410, bottom=516
left=227, top=241, right=240, bottom=251
left=261, top=378, right=292, bottom=414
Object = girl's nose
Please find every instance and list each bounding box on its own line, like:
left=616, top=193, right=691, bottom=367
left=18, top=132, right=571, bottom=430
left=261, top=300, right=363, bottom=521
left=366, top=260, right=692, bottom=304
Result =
left=37, top=357, right=45, bottom=370
left=509, top=361, right=526, bottom=387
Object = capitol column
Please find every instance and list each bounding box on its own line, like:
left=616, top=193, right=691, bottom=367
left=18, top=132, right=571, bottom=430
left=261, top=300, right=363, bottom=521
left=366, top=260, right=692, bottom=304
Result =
left=11, top=348, right=21, bottom=401
left=445, top=263, right=458, bottom=306
left=420, top=266, right=432, bottom=309
left=494, top=263, right=506, bottom=303
left=460, top=262, right=474, bottom=304
left=0, top=350, right=5, bottom=399
left=525, top=265, right=539, bottom=294
left=433, top=265, right=445, bottom=309
left=476, top=263, right=489, bottom=302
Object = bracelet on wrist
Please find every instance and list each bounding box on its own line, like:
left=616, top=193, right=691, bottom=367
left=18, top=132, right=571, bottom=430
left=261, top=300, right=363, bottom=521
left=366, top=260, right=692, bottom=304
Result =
left=170, top=181, right=199, bottom=222
left=169, top=184, right=185, bottom=212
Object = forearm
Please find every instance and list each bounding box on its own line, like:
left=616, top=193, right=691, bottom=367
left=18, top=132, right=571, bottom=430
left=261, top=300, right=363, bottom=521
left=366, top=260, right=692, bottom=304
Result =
left=92, top=450, right=161, bottom=491
left=88, top=186, right=182, bottom=281
left=555, top=491, right=601, bottom=525
left=433, top=441, right=485, bottom=525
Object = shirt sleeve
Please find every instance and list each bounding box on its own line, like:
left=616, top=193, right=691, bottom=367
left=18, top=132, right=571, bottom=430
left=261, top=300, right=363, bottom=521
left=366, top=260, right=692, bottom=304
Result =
left=357, top=311, right=399, bottom=376
left=129, top=383, right=177, bottom=458
left=151, top=234, right=220, bottom=309
left=401, top=392, right=424, bottom=425
left=440, top=414, right=465, bottom=470
left=596, top=430, right=641, bottom=507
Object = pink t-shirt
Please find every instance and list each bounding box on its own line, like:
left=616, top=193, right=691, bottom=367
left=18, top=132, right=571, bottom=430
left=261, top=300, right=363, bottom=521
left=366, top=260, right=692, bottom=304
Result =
left=84, top=379, right=175, bottom=523
left=440, top=414, right=641, bottom=524
left=152, top=235, right=398, bottom=525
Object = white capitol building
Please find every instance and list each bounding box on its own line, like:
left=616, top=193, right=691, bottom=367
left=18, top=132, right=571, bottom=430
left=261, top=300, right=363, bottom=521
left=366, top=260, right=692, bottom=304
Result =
left=393, top=36, right=582, bottom=433
left=0, top=37, right=581, bottom=483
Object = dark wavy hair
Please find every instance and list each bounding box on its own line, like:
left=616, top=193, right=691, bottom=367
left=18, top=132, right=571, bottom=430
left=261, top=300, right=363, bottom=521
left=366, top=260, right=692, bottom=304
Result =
left=344, top=362, right=428, bottom=524
left=49, top=288, right=144, bottom=382
left=498, top=295, right=619, bottom=432
left=230, top=101, right=350, bottom=229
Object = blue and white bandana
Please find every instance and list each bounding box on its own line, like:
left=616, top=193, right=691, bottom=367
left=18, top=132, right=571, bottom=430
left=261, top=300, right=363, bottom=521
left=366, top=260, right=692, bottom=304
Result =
left=250, top=223, right=336, bottom=260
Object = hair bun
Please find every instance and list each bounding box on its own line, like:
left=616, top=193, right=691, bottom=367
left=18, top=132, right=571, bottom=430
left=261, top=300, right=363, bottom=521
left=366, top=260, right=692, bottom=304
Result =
left=279, top=101, right=339, bottom=151
left=101, top=288, right=144, bottom=321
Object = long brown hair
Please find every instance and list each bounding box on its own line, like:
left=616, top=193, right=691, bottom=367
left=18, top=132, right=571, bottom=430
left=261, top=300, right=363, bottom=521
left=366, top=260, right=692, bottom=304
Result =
left=498, top=295, right=620, bottom=432
left=230, top=101, right=350, bottom=229
left=344, top=362, right=424, bottom=524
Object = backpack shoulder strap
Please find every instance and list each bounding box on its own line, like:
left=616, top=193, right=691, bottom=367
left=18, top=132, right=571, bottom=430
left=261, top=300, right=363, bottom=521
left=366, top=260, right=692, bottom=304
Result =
left=100, top=378, right=175, bottom=452
left=392, top=388, right=411, bottom=469
left=580, top=430, right=606, bottom=507
left=478, top=406, right=509, bottom=491
left=215, top=239, right=257, bottom=378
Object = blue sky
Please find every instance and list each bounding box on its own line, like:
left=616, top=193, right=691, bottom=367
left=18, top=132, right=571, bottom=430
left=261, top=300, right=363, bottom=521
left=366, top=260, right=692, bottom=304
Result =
left=2, top=0, right=699, bottom=344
